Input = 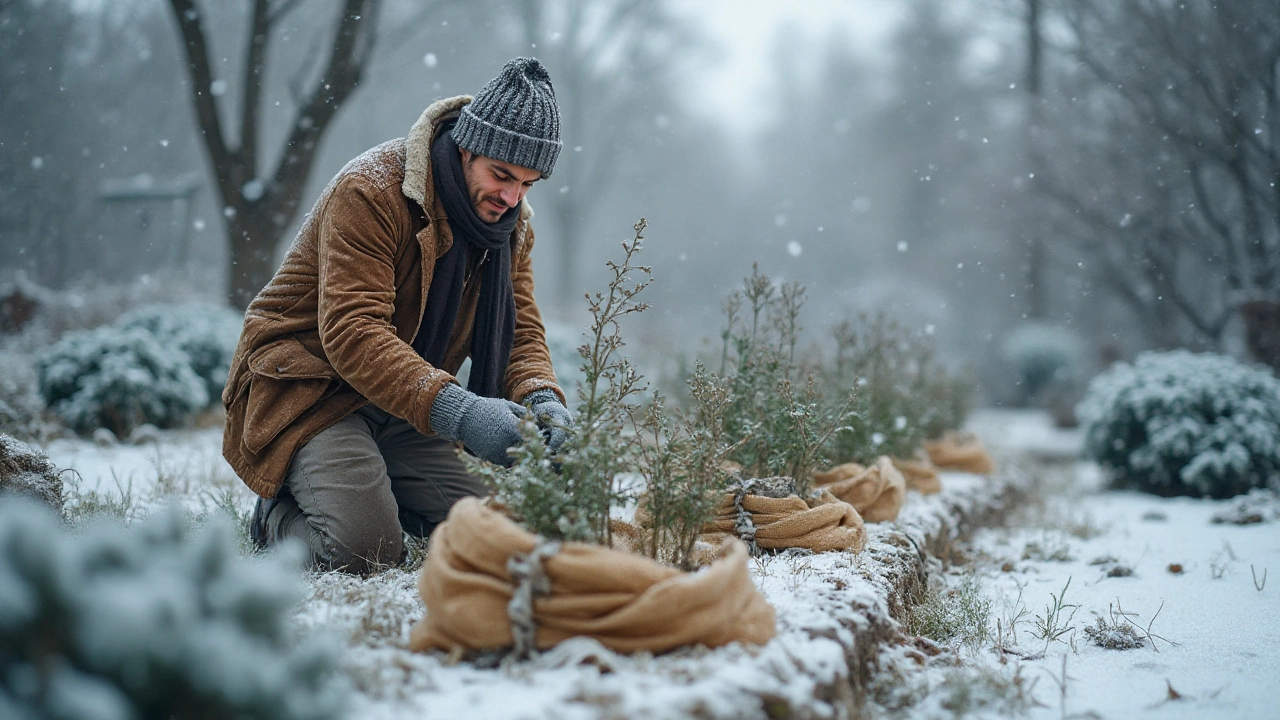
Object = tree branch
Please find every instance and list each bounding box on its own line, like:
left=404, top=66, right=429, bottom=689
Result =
left=269, top=0, right=380, bottom=218
left=167, top=0, right=238, bottom=202
left=239, top=0, right=272, bottom=180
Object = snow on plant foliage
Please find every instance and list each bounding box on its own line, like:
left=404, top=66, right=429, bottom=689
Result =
left=1000, top=321, right=1083, bottom=404
left=36, top=326, right=208, bottom=437
left=0, top=498, right=345, bottom=720
left=1077, top=350, right=1280, bottom=498
left=116, top=302, right=243, bottom=405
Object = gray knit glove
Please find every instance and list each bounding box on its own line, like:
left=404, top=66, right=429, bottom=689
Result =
left=430, top=384, right=526, bottom=467
left=522, top=389, right=574, bottom=453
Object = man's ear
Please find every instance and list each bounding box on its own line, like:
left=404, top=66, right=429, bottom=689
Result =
left=459, top=147, right=473, bottom=165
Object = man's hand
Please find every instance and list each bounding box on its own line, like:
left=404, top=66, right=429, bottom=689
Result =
left=522, top=389, right=574, bottom=453
left=430, top=384, right=526, bottom=466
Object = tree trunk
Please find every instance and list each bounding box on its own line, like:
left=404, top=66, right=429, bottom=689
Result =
left=225, top=205, right=282, bottom=309
left=167, top=0, right=380, bottom=310
left=1240, top=299, right=1280, bottom=371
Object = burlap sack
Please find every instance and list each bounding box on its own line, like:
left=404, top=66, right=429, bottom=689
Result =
left=892, top=454, right=942, bottom=495
left=812, top=456, right=906, bottom=522
left=703, top=489, right=866, bottom=553
left=924, top=432, right=995, bottom=474
left=409, top=498, right=776, bottom=654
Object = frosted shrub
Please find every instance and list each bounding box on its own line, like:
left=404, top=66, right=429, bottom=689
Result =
left=36, top=326, right=208, bottom=437
left=472, top=221, right=651, bottom=544
left=1000, top=322, right=1083, bottom=405
left=0, top=433, right=62, bottom=511
left=715, top=265, right=852, bottom=491
left=0, top=351, right=44, bottom=440
left=117, top=302, right=242, bottom=405
left=1077, top=351, right=1280, bottom=498
left=828, top=312, right=972, bottom=463
left=0, top=498, right=346, bottom=720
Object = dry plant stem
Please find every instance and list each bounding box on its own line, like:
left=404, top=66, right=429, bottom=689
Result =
left=1033, top=576, right=1079, bottom=654
left=1252, top=564, right=1267, bottom=591
left=1114, top=597, right=1178, bottom=652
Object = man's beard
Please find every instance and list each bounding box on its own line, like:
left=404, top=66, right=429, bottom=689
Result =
left=473, top=193, right=508, bottom=223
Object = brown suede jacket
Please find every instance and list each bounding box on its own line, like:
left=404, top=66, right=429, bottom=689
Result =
left=222, top=96, right=564, bottom=498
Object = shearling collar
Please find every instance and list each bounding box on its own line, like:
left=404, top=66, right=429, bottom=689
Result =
left=402, top=95, right=534, bottom=223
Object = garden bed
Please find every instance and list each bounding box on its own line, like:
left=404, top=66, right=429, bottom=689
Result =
left=293, top=467, right=1028, bottom=720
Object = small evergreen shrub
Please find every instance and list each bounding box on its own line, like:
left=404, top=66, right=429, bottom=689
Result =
left=35, top=326, right=208, bottom=437
left=472, top=221, right=652, bottom=544
left=0, top=498, right=346, bottom=720
left=1000, top=322, right=1084, bottom=406
left=1077, top=350, right=1280, bottom=498
left=633, top=366, right=732, bottom=569
left=475, top=221, right=725, bottom=566
left=827, top=312, right=972, bottom=464
left=116, top=302, right=242, bottom=405
left=713, top=265, right=852, bottom=493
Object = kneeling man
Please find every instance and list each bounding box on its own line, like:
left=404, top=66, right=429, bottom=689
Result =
left=222, top=58, right=572, bottom=573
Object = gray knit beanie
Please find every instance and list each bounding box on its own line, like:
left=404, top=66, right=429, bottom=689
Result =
left=451, top=57, right=563, bottom=177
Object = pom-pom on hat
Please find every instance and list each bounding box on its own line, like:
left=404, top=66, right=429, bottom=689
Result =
left=451, top=57, right=563, bottom=177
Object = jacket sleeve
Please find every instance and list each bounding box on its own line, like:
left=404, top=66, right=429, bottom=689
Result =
left=505, top=223, right=567, bottom=405
left=316, top=173, right=455, bottom=434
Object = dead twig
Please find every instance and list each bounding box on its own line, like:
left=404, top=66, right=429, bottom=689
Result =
left=1251, top=565, right=1267, bottom=592
left=1115, top=598, right=1179, bottom=652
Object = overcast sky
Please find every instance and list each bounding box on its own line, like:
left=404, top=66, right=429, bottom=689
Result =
left=677, top=0, right=905, bottom=137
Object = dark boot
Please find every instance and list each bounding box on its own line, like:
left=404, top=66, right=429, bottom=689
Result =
left=249, top=495, right=283, bottom=551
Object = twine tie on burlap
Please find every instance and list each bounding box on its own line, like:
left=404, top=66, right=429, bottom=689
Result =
left=506, top=540, right=561, bottom=659
left=731, top=488, right=759, bottom=556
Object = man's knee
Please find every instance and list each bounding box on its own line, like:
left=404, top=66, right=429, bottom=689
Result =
left=321, top=511, right=404, bottom=574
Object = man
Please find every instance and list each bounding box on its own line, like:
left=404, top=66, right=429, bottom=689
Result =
left=222, top=58, right=573, bottom=573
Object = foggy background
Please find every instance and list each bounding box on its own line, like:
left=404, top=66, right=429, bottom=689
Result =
left=3, top=0, right=1277, bottom=407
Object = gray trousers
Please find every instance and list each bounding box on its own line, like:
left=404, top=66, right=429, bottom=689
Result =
left=262, top=404, right=488, bottom=573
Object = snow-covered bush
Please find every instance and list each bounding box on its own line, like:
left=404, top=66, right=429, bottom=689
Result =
left=1000, top=322, right=1084, bottom=406
left=35, top=326, right=208, bottom=437
left=0, top=433, right=62, bottom=511
left=0, top=351, right=44, bottom=440
left=117, top=302, right=242, bottom=406
left=1077, top=351, right=1280, bottom=498
left=0, top=498, right=346, bottom=720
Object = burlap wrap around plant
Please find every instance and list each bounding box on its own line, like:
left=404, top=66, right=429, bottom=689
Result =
left=703, top=489, right=867, bottom=553
left=409, top=498, right=776, bottom=654
left=892, top=454, right=943, bottom=495
left=924, top=433, right=996, bottom=474
left=812, top=456, right=907, bottom=522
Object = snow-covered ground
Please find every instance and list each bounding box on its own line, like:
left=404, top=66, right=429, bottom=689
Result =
left=871, top=410, right=1280, bottom=720
left=34, top=409, right=1280, bottom=719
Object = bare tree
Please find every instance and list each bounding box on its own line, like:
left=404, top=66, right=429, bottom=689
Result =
left=508, top=0, right=695, bottom=309
left=166, top=0, right=381, bottom=308
left=1039, top=0, right=1280, bottom=367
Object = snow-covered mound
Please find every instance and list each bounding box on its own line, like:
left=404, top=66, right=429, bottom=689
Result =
left=1077, top=350, right=1280, bottom=498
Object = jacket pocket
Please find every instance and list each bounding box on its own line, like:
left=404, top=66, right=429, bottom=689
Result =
left=243, top=338, right=338, bottom=455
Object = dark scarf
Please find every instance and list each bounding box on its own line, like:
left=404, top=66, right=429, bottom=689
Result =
left=414, top=124, right=518, bottom=398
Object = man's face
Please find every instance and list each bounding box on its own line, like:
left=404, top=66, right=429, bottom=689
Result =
left=459, top=148, right=541, bottom=223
